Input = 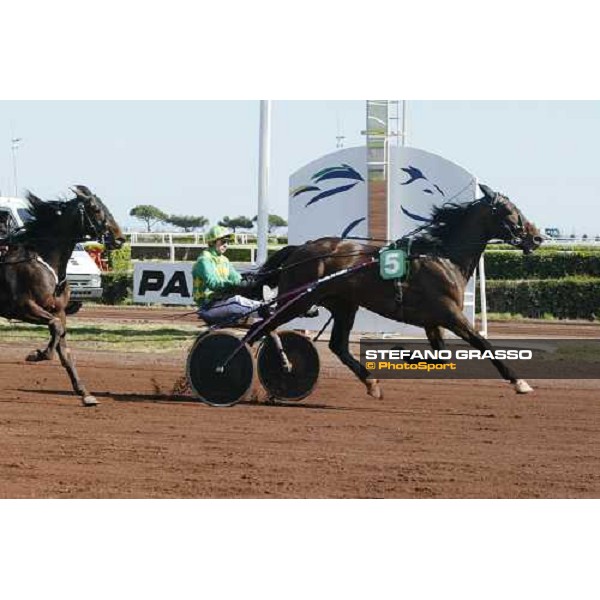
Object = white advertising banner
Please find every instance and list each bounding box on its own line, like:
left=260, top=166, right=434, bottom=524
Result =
left=288, top=146, right=368, bottom=244
left=133, top=262, right=194, bottom=305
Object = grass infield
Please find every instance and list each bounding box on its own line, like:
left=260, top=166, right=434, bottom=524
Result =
left=0, top=320, right=199, bottom=352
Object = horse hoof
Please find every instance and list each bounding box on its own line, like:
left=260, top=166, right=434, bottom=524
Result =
left=366, top=379, right=383, bottom=399
left=26, top=349, right=47, bottom=362
left=514, top=379, right=533, bottom=394
left=82, top=395, right=99, bottom=407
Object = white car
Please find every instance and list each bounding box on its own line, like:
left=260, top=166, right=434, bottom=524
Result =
left=0, top=196, right=103, bottom=314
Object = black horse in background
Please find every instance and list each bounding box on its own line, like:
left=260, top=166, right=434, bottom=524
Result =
left=229, top=184, right=543, bottom=399
left=0, top=185, right=125, bottom=406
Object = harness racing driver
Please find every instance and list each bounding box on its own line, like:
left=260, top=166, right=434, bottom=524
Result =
left=192, top=225, right=263, bottom=325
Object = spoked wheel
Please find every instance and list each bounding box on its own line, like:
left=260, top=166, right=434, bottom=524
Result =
left=256, top=330, right=320, bottom=402
left=186, top=331, right=255, bottom=407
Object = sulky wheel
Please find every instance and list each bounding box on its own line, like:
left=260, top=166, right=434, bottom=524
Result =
left=256, top=330, right=320, bottom=402
left=186, top=331, right=255, bottom=407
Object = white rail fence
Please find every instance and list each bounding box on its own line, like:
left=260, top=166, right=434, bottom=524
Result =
left=127, top=231, right=275, bottom=246
left=127, top=232, right=283, bottom=262
left=541, top=237, right=600, bottom=245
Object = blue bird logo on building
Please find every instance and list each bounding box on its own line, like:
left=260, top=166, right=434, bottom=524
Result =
left=290, top=163, right=368, bottom=238
left=399, top=165, right=446, bottom=223
left=340, top=217, right=366, bottom=238
left=291, top=163, right=365, bottom=208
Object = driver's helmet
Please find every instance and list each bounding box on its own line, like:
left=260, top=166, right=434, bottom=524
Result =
left=206, top=225, right=234, bottom=244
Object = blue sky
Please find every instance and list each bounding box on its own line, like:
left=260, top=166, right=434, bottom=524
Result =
left=1, top=100, right=599, bottom=236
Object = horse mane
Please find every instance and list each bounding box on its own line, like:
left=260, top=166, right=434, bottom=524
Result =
left=4, top=193, right=67, bottom=247
left=21, top=194, right=63, bottom=239
left=410, top=200, right=480, bottom=253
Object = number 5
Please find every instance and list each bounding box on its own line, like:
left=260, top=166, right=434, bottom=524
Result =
left=384, top=252, right=400, bottom=275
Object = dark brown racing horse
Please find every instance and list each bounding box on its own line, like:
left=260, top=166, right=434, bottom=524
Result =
left=233, top=184, right=543, bottom=399
left=0, top=185, right=125, bottom=406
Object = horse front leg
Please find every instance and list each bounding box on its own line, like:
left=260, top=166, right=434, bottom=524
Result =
left=56, top=332, right=98, bottom=407
left=22, top=301, right=97, bottom=406
left=444, top=312, right=533, bottom=394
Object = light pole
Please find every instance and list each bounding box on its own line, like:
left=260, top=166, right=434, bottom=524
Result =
left=256, top=101, right=271, bottom=264
left=401, top=100, right=408, bottom=147
left=11, top=137, right=22, bottom=197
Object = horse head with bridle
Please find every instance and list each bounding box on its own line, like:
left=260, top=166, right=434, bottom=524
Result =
left=229, top=183, right=543, bottom=400
left=0, top=185, right=125, bottom=406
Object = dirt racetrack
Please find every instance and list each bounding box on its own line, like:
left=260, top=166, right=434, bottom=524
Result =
left=1, top=306, right=600, bottom=498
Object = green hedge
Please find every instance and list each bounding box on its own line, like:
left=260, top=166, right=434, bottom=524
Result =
left=484, top=250, right=600, bottom=279
left=480, top=277, right=600, bottom=319
left=108, top=244, right=132, bottom=272
left=101, top=272, right=133, bottom=305
left=228, top=247, right=283, bottom=261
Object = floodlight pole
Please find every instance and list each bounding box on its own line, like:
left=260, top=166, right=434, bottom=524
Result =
left=256, top=100, right=271, bottom=264
left=11, top=137, right=22, bottom=196
left=401, top=101, right=408, bottom=146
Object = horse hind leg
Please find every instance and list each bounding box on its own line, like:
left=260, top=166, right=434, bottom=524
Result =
left=25, top=312, right=63, bottom=362
left=425, top=325, right=446, bottom=352
left=328, top=303, right=383, bottom=399
left=249, top=295, right=382, bottom=400
left=365, top=378, right=383, bottom=399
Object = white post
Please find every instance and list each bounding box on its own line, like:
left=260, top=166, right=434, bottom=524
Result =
left=478, top=254, right=488, bottom=338
left=401, top=101, right=408, bottom=147
left=11, top=137, right=22, bottom=196
left=386, top=137, right=392, bottom=242
left=169, top=233, right=175, bottom=262
left=256, top=100, right=271, bottom=265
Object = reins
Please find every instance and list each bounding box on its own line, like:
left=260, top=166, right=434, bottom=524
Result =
left=253, top=248, right=380, bottom=279
left=251, top=194, right=523, bottom=281
left=213, top=258, right=379, bottom=369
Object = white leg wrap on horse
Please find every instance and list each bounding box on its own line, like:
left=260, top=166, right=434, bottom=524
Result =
left=514, top=379, right=533, bottom=394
